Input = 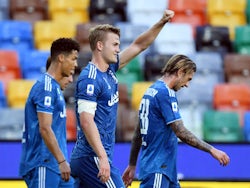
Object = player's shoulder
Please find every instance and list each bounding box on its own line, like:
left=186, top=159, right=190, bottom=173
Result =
left=34, top=74, right=58, bottom=92
left=78, top=63, right=104, bottom=83
left=79, top=63, right=95, bottom=77
left=154, top=80, right=175, bottom=97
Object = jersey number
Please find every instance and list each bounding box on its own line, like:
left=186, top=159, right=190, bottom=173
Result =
left=139, top=98, right=150, bottom=135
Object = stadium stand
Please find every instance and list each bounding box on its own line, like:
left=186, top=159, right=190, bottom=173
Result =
left=33, top=20, right=77, bottom=50
left=75, top=22, right=98, bottom=53
left=9, top=0, right=48, bottom=23
left=0, top=0, right=9, bottom=21
left=127, top=0, right=167, bottom=26
left=0, top=50, right=21, bottom=93
left=243, top=111, right=250, bottom=141
left=234, top=25, right=250, bottom=54
left=66, top=107, right=77, bottom=141
left=213, top=83, right=250, bottom=126
left=154, top=23, right=196, bottom=55
left=168, top=0, right=207, bottom=36
left=0, top=20, right=34, bottom=50
left=224, top=53, right=250, bottom=86
left=0, top=81, right=7, bottom=108
left=21, top=50, right=49, bottom=79
left=144, top=53, right=173, bottom=81
left=89, top=0, right=127, bottom=24
left=48, top=0, right=90, bottom=23
left=207, top=0, right=247, bottom=40
left=0, top=108, right=24, bottom=140
left=7, top=79, right=35, bottom=108
left=195, top=25, right=233, bottom=56
left=247, top=0, right=250, bottom=23
left=203, top=110, right=243, bottom=142
left=131, top=81, right=153, bottom=111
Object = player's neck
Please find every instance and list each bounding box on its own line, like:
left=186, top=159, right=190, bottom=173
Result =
left=47, top=63, right=63, bottom=83
left=91, top=55, right=109, bottom=72
left=160, top=74, right=175, bottom=89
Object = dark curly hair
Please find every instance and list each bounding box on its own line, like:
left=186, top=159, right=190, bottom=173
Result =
left=50, top=38, right=80, bottom=61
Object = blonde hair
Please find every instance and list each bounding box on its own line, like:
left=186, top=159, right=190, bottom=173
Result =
left=161, top=54, right=196, bottom=75
left=89, top=24, right=120, bottom=51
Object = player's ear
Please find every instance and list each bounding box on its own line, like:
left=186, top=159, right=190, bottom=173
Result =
left=177, top=68, right=185, bottom=78
left=96, top=41, right=103, bottom=51
left=58, top=53, right=65, bottom=63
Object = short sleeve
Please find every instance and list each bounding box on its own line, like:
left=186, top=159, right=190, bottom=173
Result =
left=33, top=82, right=56, bottom=114
left=76, top=75, right=101, bottom=103
left=156, top=89, right=181, bottom=125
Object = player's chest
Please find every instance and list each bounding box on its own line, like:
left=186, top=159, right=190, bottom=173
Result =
left=55, top=87, right=66, bottom=113
left=99, top=70, right=118, bottom=106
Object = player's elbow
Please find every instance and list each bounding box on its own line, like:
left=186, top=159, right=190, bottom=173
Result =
left=39, top=125, right=51, bottom=136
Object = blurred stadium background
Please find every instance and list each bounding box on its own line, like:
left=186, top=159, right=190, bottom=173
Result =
left=1, top=0, right=250, bottom=187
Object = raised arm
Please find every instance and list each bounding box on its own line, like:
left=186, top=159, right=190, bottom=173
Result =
left=170, top=120, right=230, bottom=166
left=122, top=122, right=142, bottom=187
left=119, top=10, right=174, bottom=69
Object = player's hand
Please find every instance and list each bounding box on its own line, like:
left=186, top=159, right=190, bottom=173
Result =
left=122, top=166, right=136, bottom=188
left=97, top=156, right=110, bottom=183
left=210, top=147, right=230, bottom=166
left=59, top=160, right=71, bottom=181
left=161, top=9, right=175, bottom=23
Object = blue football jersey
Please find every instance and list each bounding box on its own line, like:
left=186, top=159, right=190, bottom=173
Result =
left=138, top=80, right=181, bottom=183
left=71, top=61, right=119, bottom=162
left=19, top=73, right=68, bottom=176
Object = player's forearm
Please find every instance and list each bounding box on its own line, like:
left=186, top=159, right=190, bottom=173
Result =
left=133, top=20, right=168, bottom=51
left=40, top=126, right=65, bottom=163
left=38, top=112, right=65, bottom=163
left=80, top=117, right=107, bottom=159
left=171, top=120, right=212, bottom=153
left=129, top=123, right=142, bottom=166
left=132, top=10, right=172, bottom=51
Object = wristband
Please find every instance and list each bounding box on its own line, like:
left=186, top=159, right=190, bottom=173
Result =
left=58, top=159, right=66, bottom=165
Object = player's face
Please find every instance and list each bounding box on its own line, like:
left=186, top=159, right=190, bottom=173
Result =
left=62, top=50, right=78, bottom=77
left=102, top=32, right=120, bottom=64
left=60, top=75, right=73, bottom=90
left=173, top=71, right=194, bottom=91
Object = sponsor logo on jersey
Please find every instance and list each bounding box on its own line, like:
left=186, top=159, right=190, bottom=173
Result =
left=108, top=91, right=119, bottom=106
left=60, top=106, right=67, bottom=118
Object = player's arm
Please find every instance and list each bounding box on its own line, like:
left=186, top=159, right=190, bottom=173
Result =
left=38, top=112, right=70, bottom=181
left=170, top=120, right=230, bottom=166
left=119, top=10, right=174, bottom=69
left=122, top=122, right=141, bottom=187
left=78, top=100, right=110, bottom=183
left=129, top=122, right=142, bottom=166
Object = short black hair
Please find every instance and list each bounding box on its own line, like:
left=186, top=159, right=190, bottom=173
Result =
left=46, top=57, right=51, bottom=71
left=50, top=38, right=80, bottom=61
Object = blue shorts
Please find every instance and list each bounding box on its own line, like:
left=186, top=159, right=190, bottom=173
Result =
left=140, top=173, right=180, bottom=188
left=70, top=156, right=125, bottom=188
left=23, top=166, right=74, bottom=188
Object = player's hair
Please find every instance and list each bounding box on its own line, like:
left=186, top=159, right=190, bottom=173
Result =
left=46, top=56, right=51, bottom=71
left=161, top=54, right=196, bottom=75
left=89, top=24, right=120, bottom=51
left=50, top=38, right=80, bottom=61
